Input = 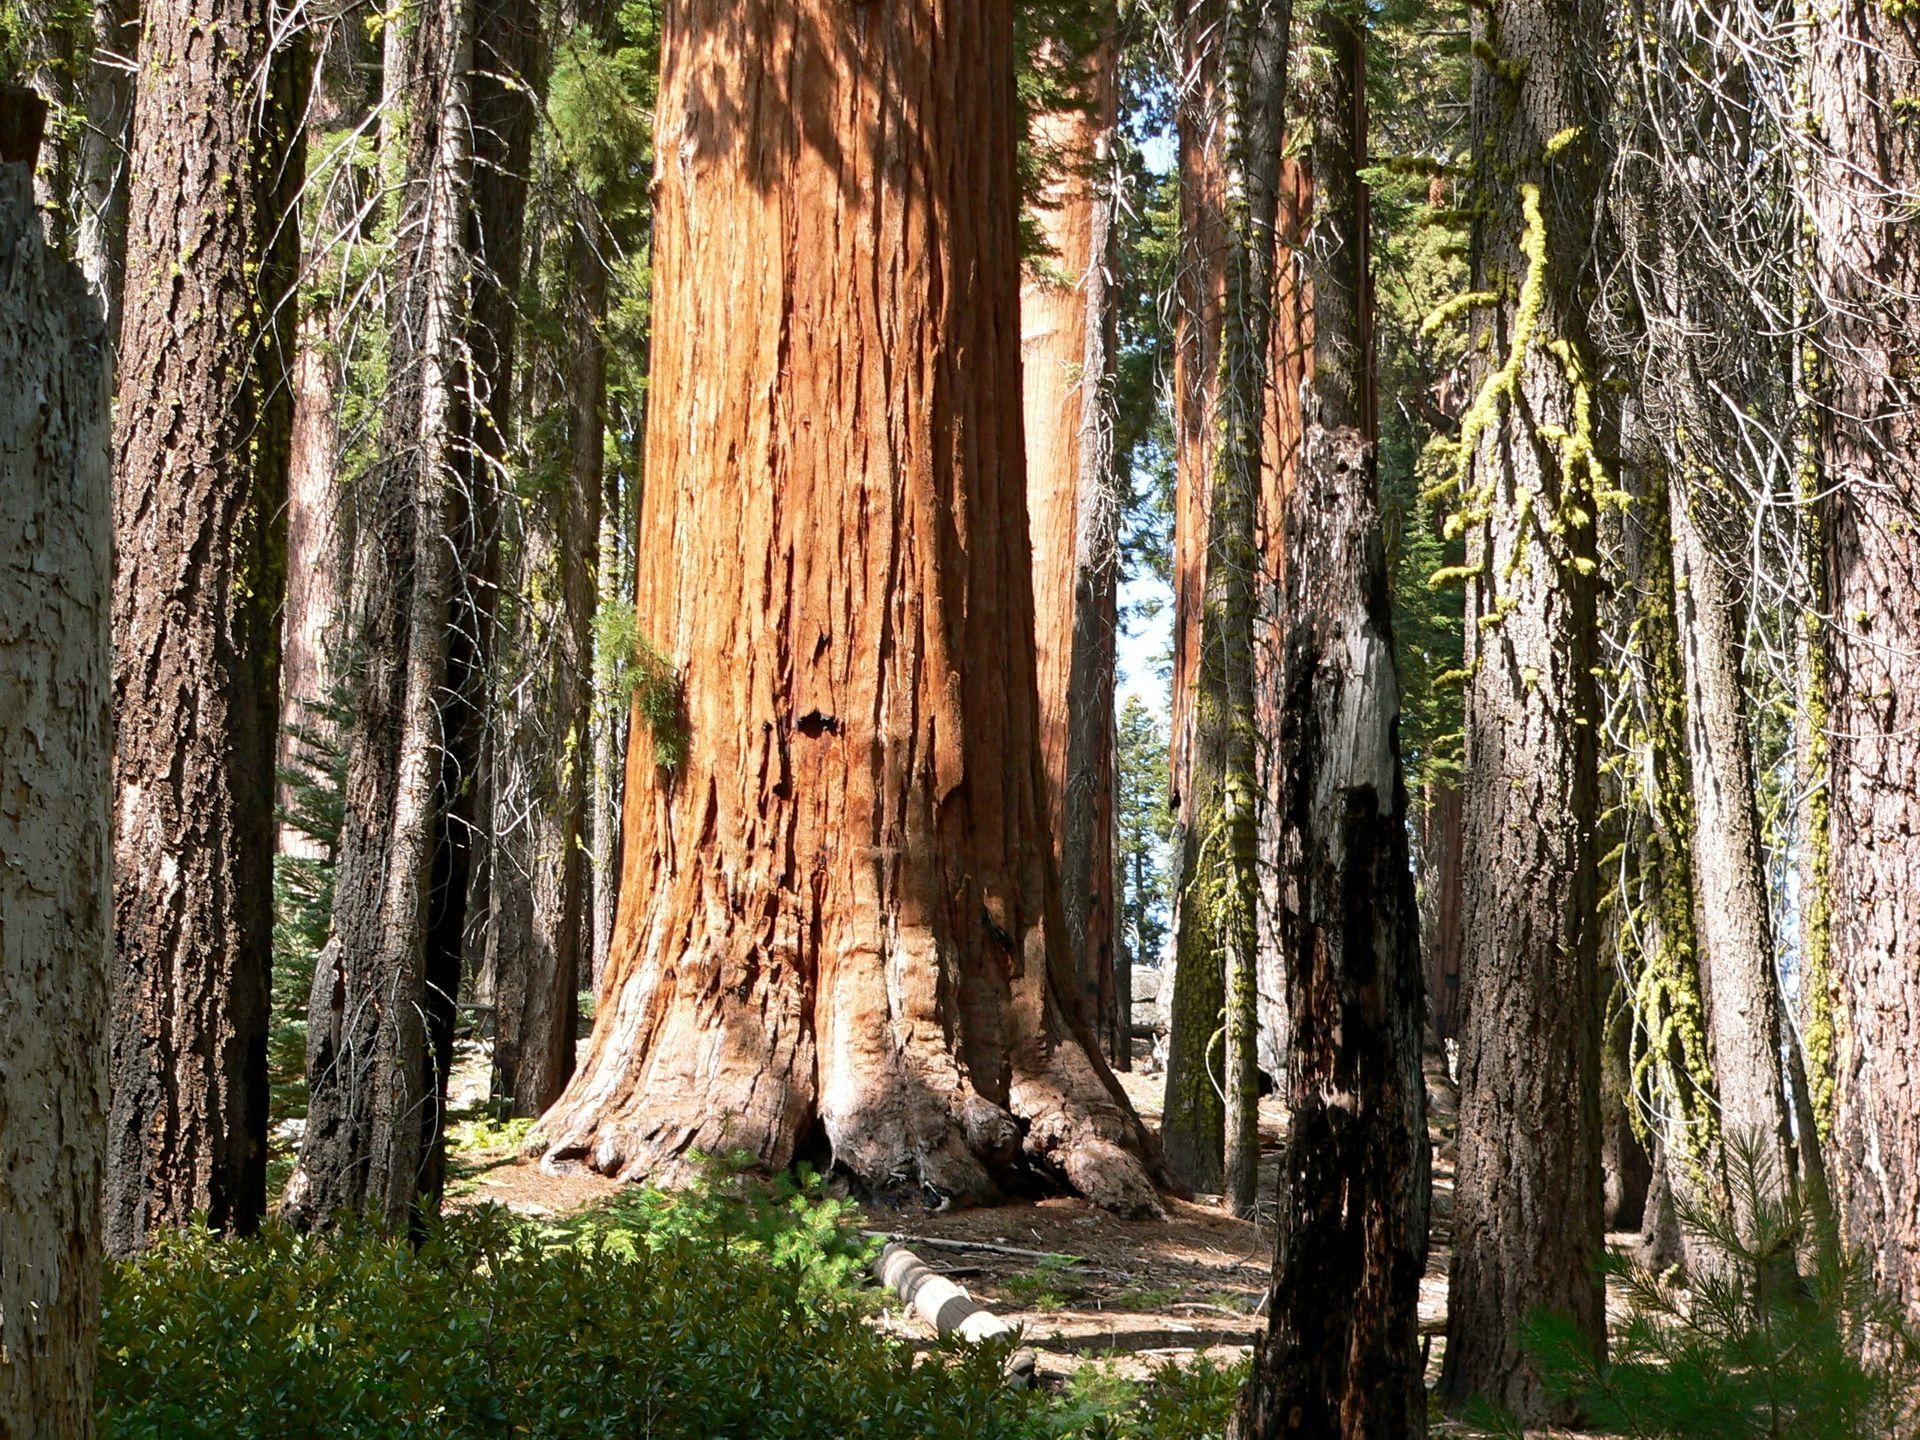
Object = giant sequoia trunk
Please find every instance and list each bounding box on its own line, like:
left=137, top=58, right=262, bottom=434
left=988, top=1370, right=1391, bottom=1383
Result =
left=1810, top=0, right=1920, bottom=1311
left=1231, top=19, right=1430, bottom=1434
left=530, top=0, right=1160, bottom=1217
left=1023, top=29, right=1123, bottom=1065
left=105, top=0, right=303, bottom=1251
left=1438, top=0, right=1609, bottom=1418
left=284, top=0, right=476, bottom=1230
left=0, top=96, right=111, bottom=1438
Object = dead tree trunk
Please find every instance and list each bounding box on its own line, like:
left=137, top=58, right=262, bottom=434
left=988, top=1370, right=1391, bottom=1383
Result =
left=530, top=0, right=1161, bottom=1218
left=1810, top=0, right=1920, bottom=1311
left=1438, top=0, right=1610, bottom=1417
left=0, top=92, right=112, bottom=1439
left=105, top=0, right=304, bottom=1250
left=1231, top=15, right=1430, bottom=1432
left=1024, top=27, right=1123, bottom=1063
left=283, top=0, right=476, bottom=1231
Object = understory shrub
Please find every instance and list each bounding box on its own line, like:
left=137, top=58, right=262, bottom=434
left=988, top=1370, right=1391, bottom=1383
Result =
left=98, top=1168, right=1242, bottom=1440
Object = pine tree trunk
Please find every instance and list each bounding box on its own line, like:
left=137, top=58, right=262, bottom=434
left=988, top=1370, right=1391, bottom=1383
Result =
left=1230, top=17, right=1429, bottom=1432
left=105, top=0, right=304, bottom=1251
left=1668, top=481, right=1800, bottom=1210
left=1438, top=0, right=1609, bottom=1416
left=1024, top=29, right=1123, bottom=1064
left=1163, top=0, right=1288, bottom=1214
left=1417, top=780, right=1464, bottom=1040
left=1810, top=0, right=1920, bottom=1311
left=75, top=0, right=137, bottom=337
left=589, top=465, right=630, bottom=992
left=284, top=0, right=475, bottom=1230
left=279, top=9, right=375, bottom=859
left=489, top=165, right=604, bottom=1120
left=1161, top=0, right=1230, bottom=1196
left=0, top=97, right=112, bottom=1438
left=530, top=0, right=1160, bottom=1217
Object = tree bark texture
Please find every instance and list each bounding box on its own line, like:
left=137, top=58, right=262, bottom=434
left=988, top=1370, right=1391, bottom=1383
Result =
left=1160, top=0, right=1230, bottom=1195
left=1809, top=0, right=1920, bottom=1313
left=105, top=0, right=304, bottom=1251
left=531, top=0, right=1162, bottom=1218
left=1253, top=157, right=1311, bottom=1082
left=0, top=104, right=112, bottom=1440
left=278, top=8, right=377, bottom=860
left=1417, top=779, right=1464, bottom=1041
left=284, top=0, right=476, bottom=1230
left=1232, top=17, right=1430, bottom=1432
left=1023, top=30, right=1124, bottom=1066
left=1669, top=482, right=1799, bottom=1213
left=1438, top=0, right=1609, bottom=1417
left=487, top=183, right=605, bottom=1118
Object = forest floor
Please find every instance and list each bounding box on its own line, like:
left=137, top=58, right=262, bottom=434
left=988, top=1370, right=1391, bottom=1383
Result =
left=441, top=1045, right=1626, bottom=1432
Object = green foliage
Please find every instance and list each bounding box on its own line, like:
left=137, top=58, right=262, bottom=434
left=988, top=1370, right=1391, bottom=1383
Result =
left=1467, top=1138, right=1920, bottom=1440
left=98, top=1163, right=1244, bottom=1440
left=592, top=600, right=687, bottom=771
left=270, top=694, right=351, bottom=1131
left=999, top=1253, right=1089, bottom=1311
left=1115, top=695, right=1175, bottom=966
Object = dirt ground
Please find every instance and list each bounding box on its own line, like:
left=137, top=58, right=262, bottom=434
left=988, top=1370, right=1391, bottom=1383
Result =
left=443, top=1057, right=1460, bottom=1390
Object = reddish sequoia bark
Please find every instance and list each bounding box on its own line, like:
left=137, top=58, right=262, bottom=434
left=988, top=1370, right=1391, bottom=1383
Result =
left=106, top=0, right=304, bottom=1250
left=1023, top=29, right=1123, bottom=1062
left=532, top=0, right=1160, bottom=1217
left=1810, top=0, right=1920, bottom=1311
left=0, top=95, right=112, bottom=1437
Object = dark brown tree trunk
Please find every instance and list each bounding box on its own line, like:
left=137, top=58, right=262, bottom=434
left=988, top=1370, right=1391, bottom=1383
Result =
left=0, top=94, right=111, bottom=1438
left=1810, top=0, right=1920, bottom=1311
left=530, top=0, right=1161, bottom=1217
left=283, top=0, right=475, bottom=1230
left=1024, top=28, right=1124, bottom=1066
left=489, top=100, right=603, bottom=1119
left=105, top=0, right=303, bottom=1251
left=279, top=4, right=376, bottom=858
left=1417, top=780, right=1464, bottom=1041
left=1438, top=0, right=1610, bottom=1416
left=1161, top=0, right=1231, bottom=1196
left=1231, top=17, right=1429, bottom=1433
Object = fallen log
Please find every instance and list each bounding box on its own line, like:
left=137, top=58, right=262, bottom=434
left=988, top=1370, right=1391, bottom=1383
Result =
left=872, top=1243, right=1036, bottom=1384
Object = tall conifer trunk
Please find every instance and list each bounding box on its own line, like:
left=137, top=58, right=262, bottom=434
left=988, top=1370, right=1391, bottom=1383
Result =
left=1809, top=0, right=1920, bottom=1310
left=0, top=93, right=112, bottom=1437
left=531, top=0, right=1160, bottom=1217
left=1023, top=26, right=1123, bottom=1063
left=284, top=0, right=477, bottom=1229
left=105, top=0, right=304, bottom=1250
left=1438, top=0, right=1609, bottom=1415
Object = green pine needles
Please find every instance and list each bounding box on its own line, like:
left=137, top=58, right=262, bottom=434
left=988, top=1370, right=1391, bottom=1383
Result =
left=1469, top=1133, right=1920, bottom=1439
left=594, top=600, right=688, bottom=772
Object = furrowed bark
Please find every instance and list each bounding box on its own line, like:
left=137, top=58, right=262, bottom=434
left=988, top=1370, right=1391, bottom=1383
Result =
left=1809, top=0, right=1920, bottom=1313
left=105, top=0, right=305, bottom=1250
left=1438, top=0, right=1610, bottom=1415
left=284, top=0, right=476, bottom=1231
left=531, top=0, right=1161, bottom=1219
left=0, top=96, right=112, bottom=1438
left=1023, top=26, right=1124, bottom=1064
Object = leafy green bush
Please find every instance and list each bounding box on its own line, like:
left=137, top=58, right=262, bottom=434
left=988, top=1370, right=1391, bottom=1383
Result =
left=98, top=1168, right=1244, bottom=1440
left=1471, top=1136, right=1920, bottom=1439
